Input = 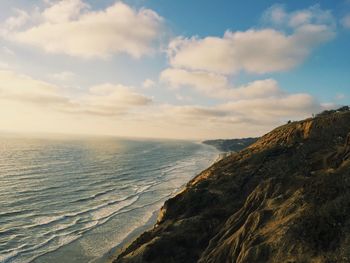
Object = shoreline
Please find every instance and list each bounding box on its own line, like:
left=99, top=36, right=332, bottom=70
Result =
left=95, top=209, right=159, bottom=263
left=99, top=145, right=221, bottom=263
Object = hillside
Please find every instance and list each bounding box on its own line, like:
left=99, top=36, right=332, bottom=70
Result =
left=202, top=138, right=259, bottom=152
left=114, top=109, right=350, bottom=263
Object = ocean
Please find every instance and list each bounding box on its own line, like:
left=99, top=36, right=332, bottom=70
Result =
left=0, top=135, right=219, bottom=263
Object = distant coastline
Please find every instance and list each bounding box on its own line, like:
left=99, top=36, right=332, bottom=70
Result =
left=202, top=137, right=259, bottom=152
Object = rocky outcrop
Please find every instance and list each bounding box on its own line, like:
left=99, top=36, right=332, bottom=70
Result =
left=115, top=110, right=350, bottom=263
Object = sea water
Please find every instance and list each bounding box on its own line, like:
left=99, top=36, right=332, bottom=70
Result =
left=0, top=135, right=219, bottom=263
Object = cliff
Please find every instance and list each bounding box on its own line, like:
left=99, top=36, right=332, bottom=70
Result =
left=115, top=109, right=350, bottom=263
left=202, top=138, right=258, bottom=152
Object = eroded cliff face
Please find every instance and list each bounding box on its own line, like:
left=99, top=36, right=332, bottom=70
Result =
left=115, top=111, right=350, bottom=263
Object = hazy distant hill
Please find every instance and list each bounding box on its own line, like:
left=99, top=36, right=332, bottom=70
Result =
left=202, top=137, right=258, bottom=152
left=115, top=107, right=350, bottom=263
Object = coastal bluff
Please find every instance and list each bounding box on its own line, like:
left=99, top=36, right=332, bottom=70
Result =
left=114, top=109, right=350, bottom=263
left=202, top=137, right=258, bottom=152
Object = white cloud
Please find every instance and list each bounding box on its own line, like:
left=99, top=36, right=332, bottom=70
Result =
left=341, top=14, right=350, bottom=28
left=175, top=94, right=192, bottom=102
left=2, top=9, right=30, bottom=31
left=229, top=79, right=283, bottom=99
left=0, top=70, right=152, bottom=116
left=0, top=70, right=70, bottom=105
left=0, top=47, right=15, bottom=70
left=264, top=5, right=335, bottom=29
left=0, top=61, right=11, bottom=69
left=161, top=68, right=282, bottom=99
left=168, top=5, right=335, bottom=75
left=156, top=93, right=322, bottom=131
left=219, top=93, right=321, bottom=120
left=335, top=93, right=346, bottom=100
left=168, top=27, right=334, bottom=75
left=1, top=46, right=15, bottom=56
left=166, top=105, right=226, bottom=119
left=50, top=71, right=76, bottom=81
left=0, top=70, right=328, bottom=139
left=142, top=79, right=156, bottom=89
left=160, top=68, right=229, bottom=97
left=77, top=83, right=152, bottom=116
left=289, top=11, right=313, bottom=27
left=1, top=1, right=163, bottom=58
left=0, top=4, right=337, bottom=139
left=136, top=90, right=324, bottom=139
left=42, top=0, right=88, bottom=23
left=157, top=67, right=324, bottom=135
left=264, top=5, right=286, bottom=25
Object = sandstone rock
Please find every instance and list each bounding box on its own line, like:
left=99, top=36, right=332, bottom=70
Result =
left=115, top=110, right=350, bottom=263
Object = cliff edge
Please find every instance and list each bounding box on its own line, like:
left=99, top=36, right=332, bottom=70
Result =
left=202, top=138, right=259, bottom=152
left=115, top=109, right=350, bottom=263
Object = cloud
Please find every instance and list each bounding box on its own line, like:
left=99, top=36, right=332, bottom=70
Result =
left=0, top=61, right=11, bottom=69
left=1, top=46, right=15, bottom=56
left=2, top=9, right=30, bottom=31
left=0, top=70, right=327, bottom=139
left=168, top=28, right=334, bottom=75
left=42, top=0, right=88, bottom=23
left=0, top=4, right=337, bottom=139
left=167, top=105, right=227, bottom=119
left=175, top=94, right=192, bottom=102
left=75, top=83, right=152, bottom=116
left=1, top=1, right=163, bottom=58
left=335, top=93, right=346, bottom=100
left=50, top=71, right=76, bottom=81
left=167, top=5, right=335, bottom=75
left=160, top=68, right=282, bottom=99
left=132, top=90, right=325, bottom=139
left=341, top=14, right=350, bottom=28
left=0, top=70, right=70, bottom=105
left=263, top=5, right=335, bottom=29
left=219, top=93, right=321, bottom=121
left=264, top=5, right=286, bottom=25
left=157, top=92, right=323, bottom=129
left=160, top=68, right=229, bottom=97
left=0, top=70, right=152, bottom=116
left=142, top=79, right=156, bottom=89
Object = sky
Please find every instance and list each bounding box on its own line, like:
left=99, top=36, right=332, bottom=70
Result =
left=0, top=0, right=349, bottom=140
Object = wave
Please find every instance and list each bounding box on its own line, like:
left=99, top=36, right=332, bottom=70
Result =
left=0, top=138, right=219, bottom=263
left=0, top=209, right=34, bottom=218
left=12, top=185, right=64, bottom=196
left=2, top=196, right=143, bottom=263
left=21, top=183, right=155, bottom=234
left=0, top=233, right=82, bottom=263
left=41, top=218, right=80, bottom=237
left=69, top=188, right=118, bottom=204
left=91, top=195, right=139, bottom=221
